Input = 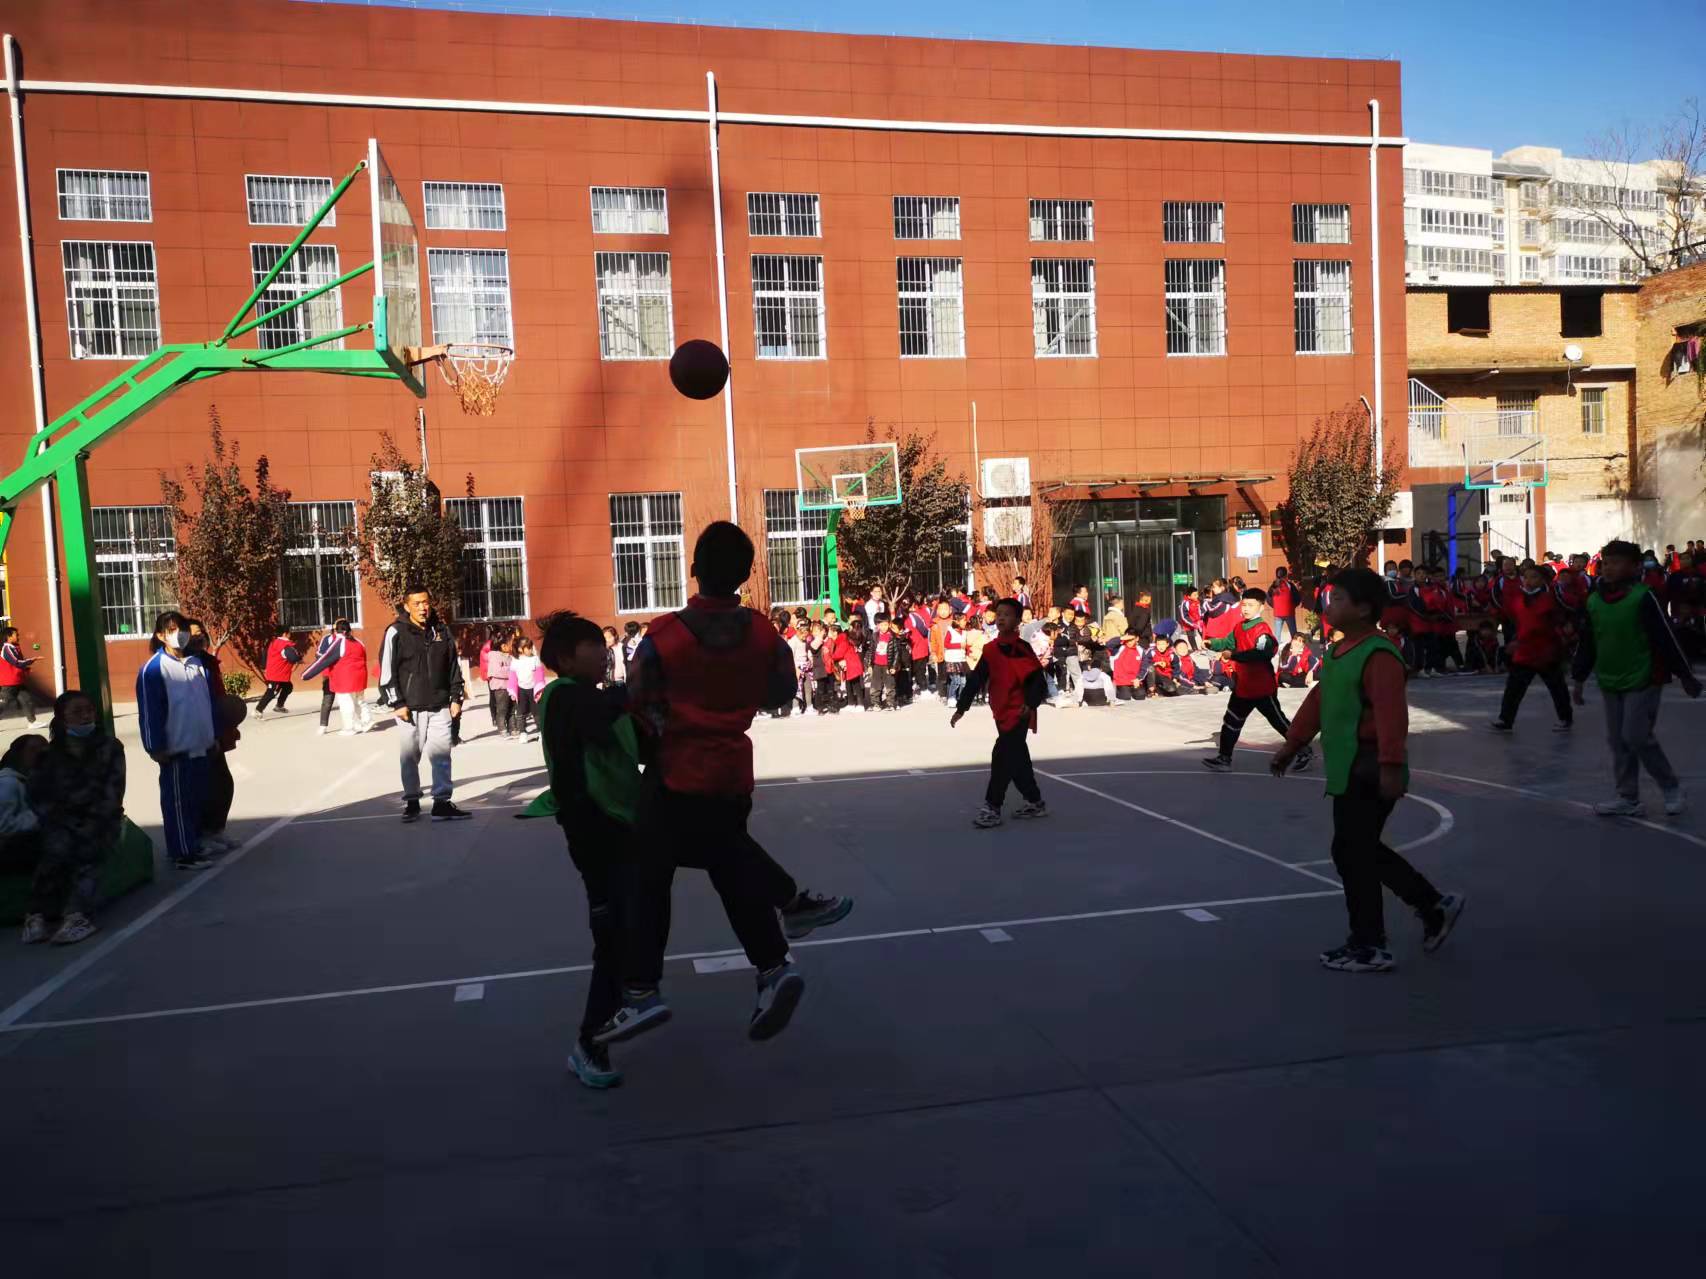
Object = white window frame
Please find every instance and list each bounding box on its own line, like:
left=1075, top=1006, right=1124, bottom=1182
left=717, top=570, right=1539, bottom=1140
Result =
left=1292, top=203, right=1350, bottom=244
left=763, top=489, right=831, bottom=606
left=1029, top=199, right=1094, bottom=242
left=92, top=505, right=175, bottom=640
left=445, top=496, right=529, bottom=620
left=747, top=192, right=821, bottom=238
left=751, top=254, right=826, bottom=360
left=1031, top=258, right=1097, bottom=358
left=893, top=196, right=960, bottom=240
left=1580, top=386, right=1608, bottom=436
left=897, top=256, right=965, bottom=358
left=56, top=169, right=152, bottom=222
left=1555, top=255, right=1617, bottom=282
left=1405, top=169, right=1493, bottom=201
left=1520, top=255, right=1542, bottom=283
left=422, top=181, right=506, bottom=231
left=1293, top=260, right=1352, bottom=356
left=589, top=186, right=668, bottom=235
left=1162, top=201, right=1224, bottom=244
left=249, top=243, right=345, bottom=351
left=595, top=251, right=675, bottom=361
left=426, top=247, right=514, bottom=346
left=279, top=501, right=360, bottom=630
left=1164, top=258, right=1227, bottom=357
left=610, top=492, right=686, bottom=614
left=1419, top=208, right=1492, bottom=238
left=61, top=239, right=160, bottom=359
left=1497, top=392, right=1538, bottom=436
left=245, top=174, right=335, bottom=227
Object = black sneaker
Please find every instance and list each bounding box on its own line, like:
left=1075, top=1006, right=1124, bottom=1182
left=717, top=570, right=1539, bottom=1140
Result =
left=432, top=801, right=474, bottom=822
left=401, top=799, right=421, bottom=824
left=1201, top=755, right=1233, bottom=772
left=750, top=962, right=805, bottom=1041
left=1488, top=719, right=1513, bottom=733
left=1319, top=942, right=1395, bottom=972
left=781, top=890, right=854, bottom=940
left=1289, top=746, right=1314, bottom=774
left=567, top=1038, right=622, bottom=1089
left=1421, top=892, right=1466, bottom=953
left=173, top=855, right=214, bottom=871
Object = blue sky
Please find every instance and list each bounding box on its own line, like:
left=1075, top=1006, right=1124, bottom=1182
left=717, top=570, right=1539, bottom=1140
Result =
left=313, top=0, right=1696, bottom=154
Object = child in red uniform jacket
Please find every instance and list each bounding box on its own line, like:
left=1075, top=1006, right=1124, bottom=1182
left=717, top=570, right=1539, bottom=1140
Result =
left=1203, top=590, right=1313, bottom=773
left=952, top=598, right=1049, bottom=828
left=1141, top=638, right=1181, bottom=697
left=1278, top=636, right=1320, bottom=688
left=1490, top=562, right=1573, bottom=732
left=1112, top=630, right=1143, bottom=701
left=255, top=626, right=300, bottom=714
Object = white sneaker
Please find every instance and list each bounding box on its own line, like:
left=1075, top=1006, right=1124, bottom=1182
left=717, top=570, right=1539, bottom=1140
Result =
left=315, top=725, right=331, bottom=736
left=1664, top=787, right=1686, bottom=817
left=50, top=913, right=97, bottom=946
left=1594, top=797, right=1645, bottom=817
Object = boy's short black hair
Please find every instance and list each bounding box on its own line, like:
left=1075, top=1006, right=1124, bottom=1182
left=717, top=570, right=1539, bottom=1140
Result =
left=1241, top=588, right=1267, bottom=604
left=1329, top=567, right=1386, bottom=619
left=537, top=610, right=604, bottom=674
left=690, top=520, right=755, bottom=595
left=1, top=625, right=16, bottom=640
left=1600, top=538, right=1640, bottom=561
left=994, top=597, right=1022, bottom=616
left=1274, top=566, right=1288, bottom=577
left=1042, top=622, right=1058, bottom=634
left=623, top=620, right=640, bottom=637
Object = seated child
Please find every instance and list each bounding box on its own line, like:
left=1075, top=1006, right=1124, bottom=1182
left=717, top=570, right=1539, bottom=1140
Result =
left=1173, top=638, right=1210, bottom=694
left=1277, top=636, right=1321, bottom=688
left=1112, top=628, right=1143, bottom=701
left=1077, top=650, right=1112, bottom=706
left=1141, top=637, right=1181, bottom=697
left=1463, top=621, right=1506, bottom=675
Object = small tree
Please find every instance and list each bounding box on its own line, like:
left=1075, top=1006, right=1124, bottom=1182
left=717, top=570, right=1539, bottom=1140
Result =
left=1274, top=404, right=1401, bottom=572
left=348, top=432, right=468, bottom=621
left=834, top=421, right=969, bottom=605
left=159, top=405, right=292, bottom=669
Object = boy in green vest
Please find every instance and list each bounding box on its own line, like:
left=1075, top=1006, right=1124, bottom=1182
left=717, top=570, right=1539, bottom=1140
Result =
left=1271, top=568, right=1464, bottom=973
left=1570, top=539, right=1701, bottom=817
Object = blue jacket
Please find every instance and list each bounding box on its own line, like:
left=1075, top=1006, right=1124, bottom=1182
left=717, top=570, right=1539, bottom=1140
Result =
left=137, top=649, right=218, bottom=757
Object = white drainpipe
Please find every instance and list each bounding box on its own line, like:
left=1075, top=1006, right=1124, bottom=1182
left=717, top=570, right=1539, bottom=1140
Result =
left=706, top=71, right=738, bottom=522
left=1369, top=97, right=1388, bottom=567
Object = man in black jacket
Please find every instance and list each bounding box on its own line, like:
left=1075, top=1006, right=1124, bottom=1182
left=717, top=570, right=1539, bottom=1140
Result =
left=378, top=585, right=470, bottom=823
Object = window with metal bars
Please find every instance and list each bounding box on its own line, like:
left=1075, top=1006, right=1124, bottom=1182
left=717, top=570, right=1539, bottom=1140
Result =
left=62, top=240, right=159, bottom=359
left=1162, top=201, right=1224, bottom=244
left=595, top=252, right=674, bottom=360
left=427, top=248, right=513, bottom=346
left=747, top=192, right=821, bottom=238
left=423, top=181, right=506, bottom=231
left=1292, top=203, right=1349, bottom=244
left=751, top=254, right=826, bottom=359
left=897, top=257, right=964, bottom=358
left=250, top=244, right=345, bottom=350
left=1580, top=387, right=1607, bottom=436
left=893, top=196, right=960, bottom=240
left=92, top=506, right=175, bottom=639
left=1164, top=259, right=1226, bottom=356
left=1496, top=392, right=1537, bottom=436
left=610, top=493, right=686, bottom=613
left=590, top=187, right=668, bottom=234
left=1293, top=260, right=1352, bottom=355
left=1030, top=258, right=1096, bottom=357
left=763, top=490, right=831, bottom=606
left=57, top=169, right=151, bottom=222
left=246, top=175, right=335, bottom=226
left=1029, top=199, right=1093, bottom=242
left=279, top=501, right=359, bottom=629
left=445, top=496, right=528, bottom=619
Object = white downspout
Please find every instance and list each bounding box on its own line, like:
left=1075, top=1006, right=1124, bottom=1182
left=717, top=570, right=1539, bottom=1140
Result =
left=706, top=71, right=738, bottom=522
left=6, top=34, right=64, bottom=694
left=1368, top=97, right=1387, bottom=568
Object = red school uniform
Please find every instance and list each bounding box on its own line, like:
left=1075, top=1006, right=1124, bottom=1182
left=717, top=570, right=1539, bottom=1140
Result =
left=1112, top=645, right=1142, bottom=687
left=263, top=636, right=298, bottom=682
left=872, top=630, right=895, bottom=667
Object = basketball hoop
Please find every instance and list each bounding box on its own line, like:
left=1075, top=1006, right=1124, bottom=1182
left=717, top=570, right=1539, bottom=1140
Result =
left=429, top=343, right=514, bottom=416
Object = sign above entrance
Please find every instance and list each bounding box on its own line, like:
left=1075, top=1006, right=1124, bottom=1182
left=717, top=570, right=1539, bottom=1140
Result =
left=1235, top=511, right=1262, bottom=531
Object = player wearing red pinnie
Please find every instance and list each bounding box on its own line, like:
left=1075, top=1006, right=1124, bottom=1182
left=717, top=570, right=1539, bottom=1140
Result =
left=952, top=597, right=1050, bottom=828
left=1203, top=589, right=1313, bottom=773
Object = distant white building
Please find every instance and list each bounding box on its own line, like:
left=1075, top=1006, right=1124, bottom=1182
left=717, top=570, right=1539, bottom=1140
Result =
left=1403, top=142, right=1702, bottom=287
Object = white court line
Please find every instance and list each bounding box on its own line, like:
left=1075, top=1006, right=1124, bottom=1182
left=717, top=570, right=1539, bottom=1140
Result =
left=0, top=888, right=1339, bottom=1035
left=980, top=927, right=1013, bottom=943
left=692, top=955, right=752, bottom=974
left=1181, top=908, right=1219, bottom=922
left=295, top=802, right=527, bottom=826
left=757, top=768, right=985, bottom=788
left=1291, top=858, right=1335, bottom=868
left=453, top=983, right=485, bottom=1002
left=1413, top=767, right=1706, bottom=852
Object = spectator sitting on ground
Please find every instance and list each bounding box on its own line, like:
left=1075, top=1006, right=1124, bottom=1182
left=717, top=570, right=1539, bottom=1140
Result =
left=22, top=691, right=126, bottom=946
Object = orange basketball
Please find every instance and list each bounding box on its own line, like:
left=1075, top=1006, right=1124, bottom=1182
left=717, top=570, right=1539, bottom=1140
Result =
left=669, top=339, right=730, bottom=400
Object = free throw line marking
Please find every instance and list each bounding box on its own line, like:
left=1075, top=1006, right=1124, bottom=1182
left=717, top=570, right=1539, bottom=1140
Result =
left=453, top=983, right=485, bottom=1002
left=980, top=927, right=1013, bottom=943
left=1180, top=908, right=1219, bottom=922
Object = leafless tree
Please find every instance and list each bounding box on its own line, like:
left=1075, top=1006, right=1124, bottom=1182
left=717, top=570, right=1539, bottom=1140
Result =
left=1585, top=98, right=1706, bottom=275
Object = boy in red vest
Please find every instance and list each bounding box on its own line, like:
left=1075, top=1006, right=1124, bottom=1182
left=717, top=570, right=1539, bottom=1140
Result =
left=1203, top=589, right=1313, bottom=773
left=1489, top=561, right=1573, bottom=733
left=1271, top=568, right=1464, bottom=972
left=594, top=522, right=853, bottom=1047
left=951, top=597, right=1049, bottom=828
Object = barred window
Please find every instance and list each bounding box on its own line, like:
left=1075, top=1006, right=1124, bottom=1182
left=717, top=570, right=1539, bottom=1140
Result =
left=445, top=496, right=528, bottom=620
left=752, top=254, right=826, bottom=359
left=1293, top=260, right=1352, bottom=355
left=1030, top=258, right=1096, bottom=357
left=747, top=192, right=821, bottom=238
left=595, top=251, right=674, bottom=360
left=1164, top=259, right=1226, bottom=356
left=590, top=186, right=668, bottom=234
left=1162, top=201, right=1224, bottom=243
left=62, top=240, right=159, bottom=359
left=1030, top=199, right=1093, bottom=242
left=427, top=248, right=513, bottom=345
left=1580, top=387, right=1607, bottom=436
left=250, top=244, right=344, bottom=350
left=764, top=489, right=831, bottom=606
left=893, top=196, right=960, bottom=240
left=92, top=506, right=175, bottom=639
left=423, top=181, right=506, bottom=231
left=897, top=257, right=964, bottom=358
left=611, top=493, right=686, bottom=613
left=57, top=169, right=151, bottom=222
left=280, top=501, right=359, bottom=630
left=1292, top=203, right=1349, bottom=244
left=1497, top=392, right=1537, bottom=436
left=246, top=175, right=335, bottom=226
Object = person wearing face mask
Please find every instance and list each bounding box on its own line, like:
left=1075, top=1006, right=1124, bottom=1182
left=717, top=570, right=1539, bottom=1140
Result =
left=136, top=610, right=219, bottom=871
left=184, top=618, right=241, bottom=856
left=20, top=691, right=127, bottom=945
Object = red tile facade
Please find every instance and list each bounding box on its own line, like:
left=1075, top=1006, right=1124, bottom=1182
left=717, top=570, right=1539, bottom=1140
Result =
left=0, top=0, right=1407, bottom=689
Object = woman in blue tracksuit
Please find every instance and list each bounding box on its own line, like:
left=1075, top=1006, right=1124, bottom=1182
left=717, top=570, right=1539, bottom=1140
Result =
left=136, top=610, right=219, bottom=871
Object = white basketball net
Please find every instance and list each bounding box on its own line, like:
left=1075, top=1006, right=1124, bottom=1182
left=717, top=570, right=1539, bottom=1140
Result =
left=436, top=343, right=514, bottom=416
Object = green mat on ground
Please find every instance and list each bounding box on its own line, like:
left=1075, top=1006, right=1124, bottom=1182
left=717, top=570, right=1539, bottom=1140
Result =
left=0, top=818, right=156, bottom=925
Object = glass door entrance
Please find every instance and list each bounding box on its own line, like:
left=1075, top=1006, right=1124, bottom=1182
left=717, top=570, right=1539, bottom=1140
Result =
left=1055, top=497, right=1224, bottom=622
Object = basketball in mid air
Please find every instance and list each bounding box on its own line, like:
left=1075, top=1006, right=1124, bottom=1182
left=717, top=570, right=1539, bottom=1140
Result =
left=669, top=339, right=730, bottom=400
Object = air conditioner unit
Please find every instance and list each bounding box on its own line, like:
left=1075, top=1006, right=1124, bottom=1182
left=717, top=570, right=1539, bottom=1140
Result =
left=983, top=506, right=1033, bottom=547
left=981, top=456, right=1031, bottom=500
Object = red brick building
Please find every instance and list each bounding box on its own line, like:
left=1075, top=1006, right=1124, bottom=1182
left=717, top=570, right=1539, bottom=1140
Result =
left=0, top=0, right=1407, bottom=691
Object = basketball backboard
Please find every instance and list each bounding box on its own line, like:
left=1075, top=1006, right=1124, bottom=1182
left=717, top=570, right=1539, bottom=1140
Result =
left=796, top=442, right=902, bottom=511
left=369, top=138, right=426, bottom=398
left=1464, top=433, right=1548, bottom=490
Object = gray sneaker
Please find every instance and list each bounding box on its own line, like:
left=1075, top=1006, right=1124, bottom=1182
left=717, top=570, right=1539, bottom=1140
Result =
left=749, top=962, right=805, bottom=1041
